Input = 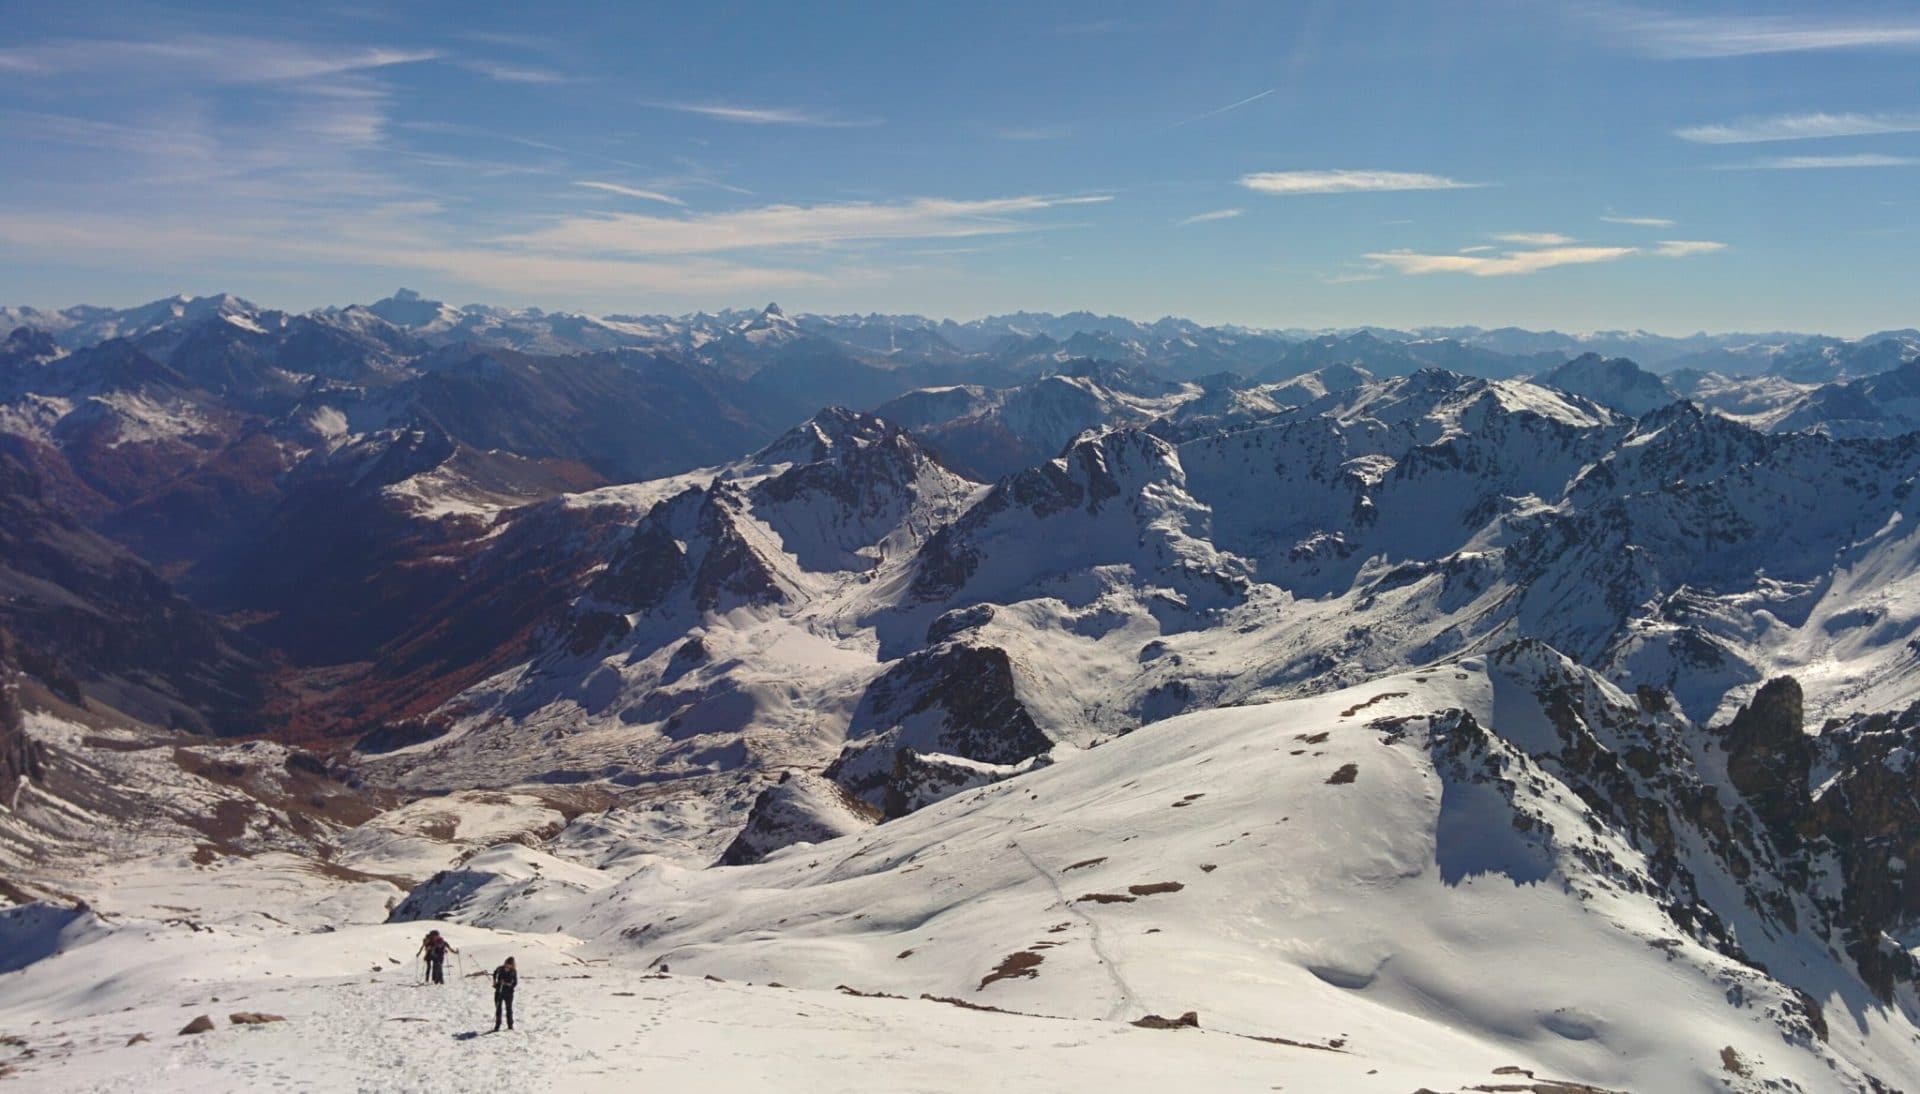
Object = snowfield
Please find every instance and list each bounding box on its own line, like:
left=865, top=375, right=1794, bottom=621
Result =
left=0, top=919, right=1485, bottom=1093
left=6, top=666, right=1915, bottom=1091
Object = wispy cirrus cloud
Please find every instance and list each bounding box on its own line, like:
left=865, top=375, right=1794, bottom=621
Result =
left=1367, top=246, right=1636, bottom=277
left=500, top=194, right=1113, bottom=256
left=0, top=35, right=438, bottom=83
left=1652, top=240, right=1727, bottom=257
left=1601, top=214, right=1676, bottom=227
left=575, top=180, right=686, bottom=206
left=0, top=209, right=835, bottom=298
left=1364, top=233, right=1726, bottom=278
left=1494, top=232, right=1575, bottom=246
left=1592, top=5, right=1920, bottom=58
left=640, top=100, right=877, bottom=127
left=1241, top=170, right=1483, bottom=195
left=1726, top=153, right=1920, bottom=170
left=1676, top=111, right=1920, bottom=144
left=1176, top=208, right=1243, bottom=226
left=457, top=59, right=566, bottom=84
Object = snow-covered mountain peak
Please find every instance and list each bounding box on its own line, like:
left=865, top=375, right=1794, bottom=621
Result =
left=1535, top=353, right=1681, bottom=417
left=750, top=405, right=902, bottom=467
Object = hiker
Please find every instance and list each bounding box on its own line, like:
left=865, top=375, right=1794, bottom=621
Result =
left=492, top=957, right=517, bottom=1031
left=417, top=929, right=457, bottom=985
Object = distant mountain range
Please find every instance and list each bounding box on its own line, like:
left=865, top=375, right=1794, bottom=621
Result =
left=7, top=289, right=1917, bottom=381
left=1, top=289, right=1918, bottom=739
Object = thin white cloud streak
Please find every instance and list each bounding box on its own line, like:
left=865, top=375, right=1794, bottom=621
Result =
left=1676, top=111, right=1920, bottom=144
left=1494, top=232, right=1575, bottom=246
left=1596, top=6, right=1920, bottom=58
left=457, top=59, right=566, bottom=84
left=640, top=101, right=877, bottom=127
left=0, top=210, right=838, bottom=298
left=575, top=180, right=686, bottom=206
left=1367, top=246, right=1636, bottom=277
left=1366, top=235, right=1728, bottom=277
left=502, top=194, right=1113, bottom=256
left=1653, top=240, right=1727, bottom=257
left=1176, top=208, right=1243, bottom=226
left=1458, top=245, right=1496, bottom=254
left=1601, top=214, right=1675, bottom=227
left=1728, top=153, right=1920, bottom=170
left=1165, top=88, right=1276, bottom=130
left=402, top=121, right=661, bottom=174
left=1241, top=170, right=1482, bottom=195
left=0, top=36, right=438, bottom=83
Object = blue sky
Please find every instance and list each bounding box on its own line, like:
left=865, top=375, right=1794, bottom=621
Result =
left=1, top=2, right=1916, bottom=334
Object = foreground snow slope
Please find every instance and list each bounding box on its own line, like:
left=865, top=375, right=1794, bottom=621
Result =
left=6, top=660, right=1917, bottom=1090
left=413, top=665, right=1919, bottom=1091
left=0, top=917, right=1522, bottom=1093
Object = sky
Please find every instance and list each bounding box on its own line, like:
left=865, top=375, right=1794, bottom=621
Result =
left=0, top=1, right=1916, bottom=335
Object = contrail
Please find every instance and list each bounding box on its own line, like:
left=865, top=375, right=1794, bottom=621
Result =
left=1164, top=87, right=1277, bottom=130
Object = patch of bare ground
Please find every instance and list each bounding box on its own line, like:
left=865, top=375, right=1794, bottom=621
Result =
left=1131, top=1011, right=1198, bottom=1029
left=1451, top=1068, right=1628, bottom=1094
left=79, top=735, right=163, bottom=753
left=1127, top=881, right=1184, bottom=896
left=1326, top=763, right=1359, bottom=785
left=1171, top=793, right=1204, bottom=807
left=183, top=799, right=255, bottom=845
left=1061, top=857, right=1106, bottom=872
left=1720, top=1047, right=1750, bottom=1077
left=1075, top=892, right=1136, bottom=904
left=1243, top=1032, right=1346, bottom=1052
left=1339, top=692, right=1408, bottom=718
left=836, top=985, right=905, bottom=999
left=411, top=813, right=461, bottom=842
left=299, top=856, right=412, bottom=891
left=1294, top=731, right=1330, bottom=744
left=518, top=784, right=619, bottom=820
left=919, top=994, right=1061, bottom=1020
left=978, top=950, right=1043, bottom=989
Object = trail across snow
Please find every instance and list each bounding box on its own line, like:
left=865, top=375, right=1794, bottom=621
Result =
left=1006, top=835, right=1140, bottom=1023
left=0, top=921, right=1486, bottom=1092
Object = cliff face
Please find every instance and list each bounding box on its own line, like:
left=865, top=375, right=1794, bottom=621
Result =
left=0, top=633, right=46, bottom=801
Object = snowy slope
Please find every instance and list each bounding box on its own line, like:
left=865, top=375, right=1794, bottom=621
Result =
left=0, top=915, right=1537, bottom=1093
left=11, top=662, right=1911, bottom=1090
left=427, top=660, right=1920, bottom=1090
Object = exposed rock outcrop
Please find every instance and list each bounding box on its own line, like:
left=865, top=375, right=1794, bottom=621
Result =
left=716, top=771, right=879, bottom=866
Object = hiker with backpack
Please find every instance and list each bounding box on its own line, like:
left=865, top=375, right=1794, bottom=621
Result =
left=417, top=929, right=457, bottom=985
left=492, top=957, right=517, bottom=1031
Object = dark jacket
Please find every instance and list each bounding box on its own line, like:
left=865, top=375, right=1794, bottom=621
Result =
left=493, top=965, right=517, bottom=993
